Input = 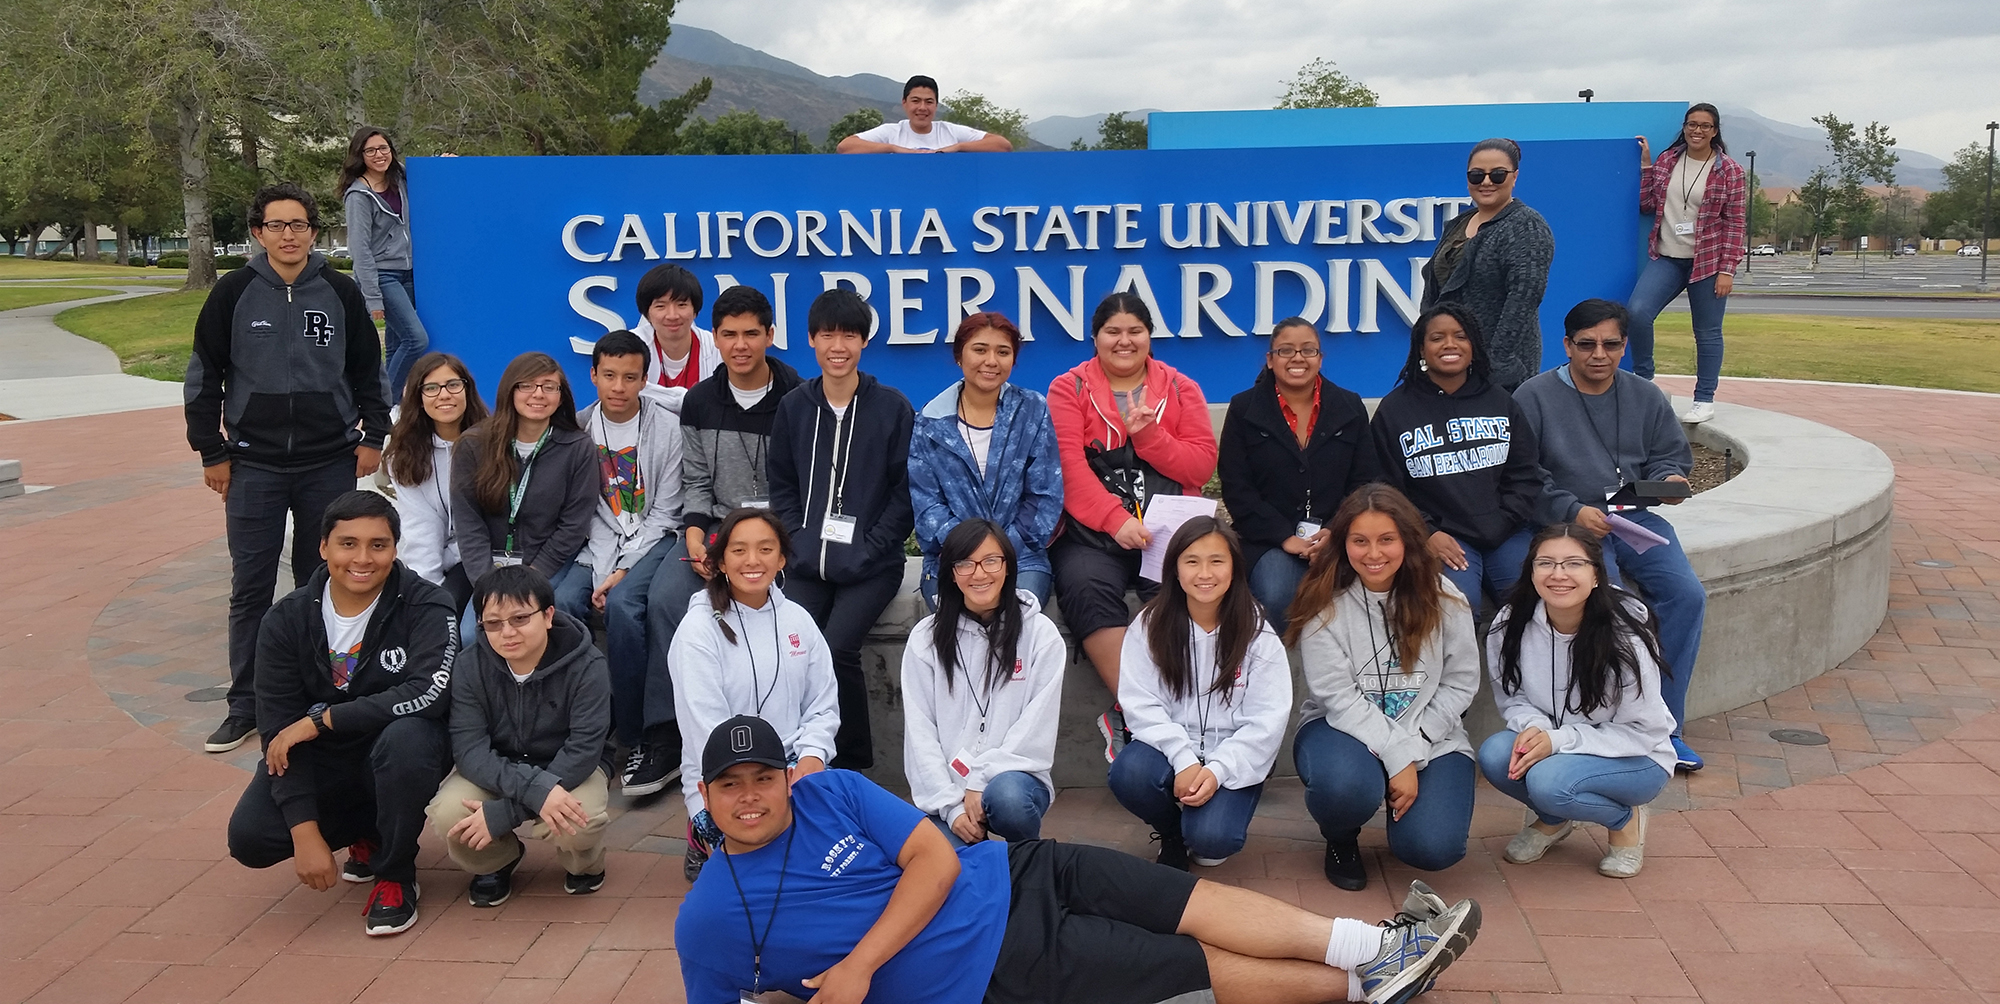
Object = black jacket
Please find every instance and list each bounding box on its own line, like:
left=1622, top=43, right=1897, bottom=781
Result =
left=450, top=609, right=610, bottom=835
left=679, top=356, right=806, bottom=534
left=1420, top=200, right=1556, bottom=390
left=1219, top=369, right=1382, bottom=571
left=255, top=562, right=458, bottom=829
left=184, top=253, right=389, bottom=471
left=1369, top=373, right=1544, bottom=550
left=768, top=371, right=915, bottom=584
left=451, top=424, right=600, bottom=584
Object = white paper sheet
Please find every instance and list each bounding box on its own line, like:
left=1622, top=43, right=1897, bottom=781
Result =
left=1138, top=494, right=1220, bottom=581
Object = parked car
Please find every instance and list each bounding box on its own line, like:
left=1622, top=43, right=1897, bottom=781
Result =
left=1818, top=245, right=1839, bottom=256
left=1751, top=244, right=1777, bottom=256
left=1895, top=246, right=1918, bottom=256
left=331, top=245, right=349, bottom=256
left=1960, top=245, right=1984, bottom=257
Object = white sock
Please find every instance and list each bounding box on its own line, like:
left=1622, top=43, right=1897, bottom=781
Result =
left=1349, top=968, right=1365, bottom=1002
left=1325, top=917, right=1383, bottom=970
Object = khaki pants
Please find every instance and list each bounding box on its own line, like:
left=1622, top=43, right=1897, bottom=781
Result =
left=426, top=768, right=610, bottom=876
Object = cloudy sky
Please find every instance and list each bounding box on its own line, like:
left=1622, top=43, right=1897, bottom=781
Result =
left=676, top=0, right=1999, bottom=159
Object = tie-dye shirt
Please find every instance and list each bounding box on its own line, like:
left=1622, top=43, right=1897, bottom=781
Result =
left=597, top=412, right=645, bottom=519
left=321, top=583, right=380, bottom=691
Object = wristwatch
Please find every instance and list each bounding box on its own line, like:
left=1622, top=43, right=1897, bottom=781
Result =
left=308, top=702, right=331, bottom=735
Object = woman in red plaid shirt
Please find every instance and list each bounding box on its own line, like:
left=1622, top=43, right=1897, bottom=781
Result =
left=1627, top=103, right=1747, bottom=425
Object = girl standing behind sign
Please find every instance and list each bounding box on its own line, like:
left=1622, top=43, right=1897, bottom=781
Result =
left=1421, top=137, right=1555, bottom=391
left=338, top=127, right=427, bottom=399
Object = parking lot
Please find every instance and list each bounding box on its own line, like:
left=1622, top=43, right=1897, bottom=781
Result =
left=1736, top=250, right=1991, bottom=294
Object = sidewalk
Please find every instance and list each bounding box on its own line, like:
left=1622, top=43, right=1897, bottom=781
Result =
left=1, top=377, right=1997, bottom=1003
left=0, top=287, right=183, bottom=422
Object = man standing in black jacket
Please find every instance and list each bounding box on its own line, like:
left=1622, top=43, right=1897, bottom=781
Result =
left=186, top=183, right=391, bottom=754
left=225, top=492, right=456, bottom=937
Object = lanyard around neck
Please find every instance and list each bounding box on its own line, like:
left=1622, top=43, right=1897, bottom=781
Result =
left=505, top=427, right=554, bottom=551
left=721, top=821, right=797, bottom=996
left=1568, top=370, right=1625, bottom=484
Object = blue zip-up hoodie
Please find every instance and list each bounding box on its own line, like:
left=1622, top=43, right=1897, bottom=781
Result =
left=908, top=381, right=1063, bottom=583
left=768, top=372, right=916, bottom=584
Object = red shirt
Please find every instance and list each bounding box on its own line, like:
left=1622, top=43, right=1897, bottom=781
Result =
left=1277, top=380, right=1320, bottom=443
left=655, top=330, right=703, bottom=390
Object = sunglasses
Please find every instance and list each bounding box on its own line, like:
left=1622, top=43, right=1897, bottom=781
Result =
left=1466, top=168, right=1514, bottom=185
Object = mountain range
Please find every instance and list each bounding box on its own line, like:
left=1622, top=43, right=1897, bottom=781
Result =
left=645, top=24, right=1948, bottom=189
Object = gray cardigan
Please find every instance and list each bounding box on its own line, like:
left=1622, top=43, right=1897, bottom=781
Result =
left=451, top=424, right=601, bottom=584
left=1421, top=200, right=1555, bottom=389
left=342, top=178, right=413, bottom=312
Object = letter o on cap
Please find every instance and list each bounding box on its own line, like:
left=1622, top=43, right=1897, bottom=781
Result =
left=731, top=725, right=753, bottom=753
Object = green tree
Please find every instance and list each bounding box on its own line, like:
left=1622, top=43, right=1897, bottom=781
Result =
left=1922, top=142, right=1995, bottom=239
left=1774, top=199, right=1811, bottom=249
left=1275, top=57, right=1377, bottom=109
left=1812, top=112, right=1898, bottom=260
left=1747, top=170, right=1775, bottom=242
left=1876, top=187, right=1921, bottom=248
left=625, top=77, right=715, bottom=155
left=824, top=108, right=885, bottom=152
left=1795, top=167, right=1841, bottom=264
left=679, top=110, right=805, bottom=155
left=940, top=90, right=1031, bottom=148
left=1092, top=111, right=1149, bottom=150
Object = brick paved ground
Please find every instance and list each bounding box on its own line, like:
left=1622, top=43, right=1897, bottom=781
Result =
left=3, top=377, right=2000, bottom=1003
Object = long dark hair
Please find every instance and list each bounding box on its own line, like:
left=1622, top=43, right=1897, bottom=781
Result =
left=705, top=508, right=794, bottom=644
left=387, top=352, right=487, bottom=487
left=1667, top=103, right=1728, bottom=156
left=931, top=519, right=1022, bottom=694
left=1090, top=290, right=1154, bottom=336
left=1398, top=302, right=1492, bottom=388
left=336, top=126, right=405, bottom=195
left=467, top=352, right=579, bottom=515
left=1496, top=524, right=1670, bottom=717
left=1142, top=516, right=1261, bottom=704
left=1283, top=484, right=1460, bottom=664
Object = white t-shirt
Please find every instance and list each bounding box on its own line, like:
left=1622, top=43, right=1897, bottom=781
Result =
left=829, top=401, right=850, bottom=420
left=513, top=438, right=537, bottom=460
left=596, top=410, right=639, bottom=453
left=322, top=584, right=381, bottom=691
left=1658, top=153, right=1713, bottom=258
left=854, top=119, right=988, bottom=151
left=958, top=419, right=993, bottom=476
left=660, top=351, right=690, bottom=381
left=730, top=381, right=772, bottom=411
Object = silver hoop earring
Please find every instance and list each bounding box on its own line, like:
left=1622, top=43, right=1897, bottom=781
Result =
left=1419, top=359, right=1429, bottom=372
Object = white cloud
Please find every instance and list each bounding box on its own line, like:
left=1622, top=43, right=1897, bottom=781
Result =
left=673, top=0, right=2000, bottom=156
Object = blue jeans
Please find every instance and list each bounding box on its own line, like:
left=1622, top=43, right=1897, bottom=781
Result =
left=224, top=458, right=356, bottom=720
left=1477, top=731, right=1669, bottom=831
left=462, top=560, right=594, bottom=648
left=553, top=535, right=678, bottom=746
left=642, top=537, right=703, bottom=732
left=1107, top=740, right=1264, bottom=860
left=1627, top=255, right=1727, bottom=402
left=920, top=568, right=1052, bottom=612
left=1248, top=549, right=1310, bottom=635
left=1601, top=510, right=1705, bottom=734
left=931, top=770, right=1053, bottom=846
left=376, top=269, right=429, bottom=401
left=1441, top=524, right=1534, bottom=618
left=1292, top=719, right=1475, bottom=871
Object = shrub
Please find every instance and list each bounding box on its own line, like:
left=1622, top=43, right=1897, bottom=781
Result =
left=214, top=254, right=248, bottom=270
left=128, top=256, right=148, bottom=267
left=155, top=252, right=190, bottom=269
left=327, top=257, right=354, bottom=270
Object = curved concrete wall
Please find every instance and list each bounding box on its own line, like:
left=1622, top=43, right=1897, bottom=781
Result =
left=849, top=395, right=1894, bottom=790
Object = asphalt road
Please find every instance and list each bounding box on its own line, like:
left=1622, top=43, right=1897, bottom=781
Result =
left=1654, top=253, right=2000, bottom=318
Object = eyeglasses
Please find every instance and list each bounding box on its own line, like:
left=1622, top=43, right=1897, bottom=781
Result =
left=1570, top=338, right=1626, bottom=355
left=258, top=220, right=314, bottom=234
left=1270, top=345, right=1322, bottom=359
left=516, top=380, right=563, bottom=397
left=421, top=378, right=466, bottom=397
left=1466, top=168, right=1513, bottom=185
left=480, top=608, right=547, bottom=634
left=1682, top=122, right=1717, bottom=133
left=1532, top=558, right=1593, bottom=573
left=362, top=145, right=393, bottom=156
left=951, top=555, right=1007, bottom=575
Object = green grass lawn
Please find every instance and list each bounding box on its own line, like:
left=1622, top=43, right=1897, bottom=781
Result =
left=1651, top=313, right=2000, bottom=394
left=0, top=286, right=118, bottom=312
left=0, top=257, right=171, bottom=280
left=55, top=289, right=208, bottom=381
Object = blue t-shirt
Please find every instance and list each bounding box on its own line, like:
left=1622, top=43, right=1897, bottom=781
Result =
left=676, top=770, right=1011, bottom=1004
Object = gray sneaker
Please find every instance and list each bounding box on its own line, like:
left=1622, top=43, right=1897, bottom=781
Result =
left=1394, top=879, right=1449, bottom=923
left=1503, top=819, right=1574, bottom=865
left=1357, top=897, right=1482, bottom=1004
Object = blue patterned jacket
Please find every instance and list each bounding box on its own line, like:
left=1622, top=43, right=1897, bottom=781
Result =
left=908, top=381, right=1064, bottom=582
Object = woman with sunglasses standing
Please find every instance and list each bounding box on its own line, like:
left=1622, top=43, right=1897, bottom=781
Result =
left=386, top=352, right=489, bottom=611
left=1628, top=104, right=1748, bottom=425
left=1218, top=317, right=1380, bottom=634
left=1421, top=138, right=1556, bottom=391
left=338, top=127, right=427, bottom=399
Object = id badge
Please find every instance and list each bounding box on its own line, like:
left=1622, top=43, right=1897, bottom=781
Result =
left=1603, top=485, right=1636, bottom=513
left=1295, top=520, right=1323, bottom=539
left=949, top=748, right=973, bottom=778
left=491, top=550, right=524, bottom=568
left=820, top=514, right=857, bottom=544
left=1673, top=221, right=1695, bottom=236
left=740, top=496, right=770, bottom=512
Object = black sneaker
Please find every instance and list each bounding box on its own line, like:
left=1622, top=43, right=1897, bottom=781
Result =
left=564, top=871, right=605, bottom=895
left=363, top=879, right=419, bottom=936
left=468, top=850, right=523, bottom=908
left=1325, top=836, right=1368, bottom=891
left=204, top=716, right=257, bottom=753
left=622, top=740, right=680, bottom=798
left=684, top=820, right=711, bottom=882
left=340, top=838, right=377, bottom=883
left=1152, top=830, right=1190, bottom=872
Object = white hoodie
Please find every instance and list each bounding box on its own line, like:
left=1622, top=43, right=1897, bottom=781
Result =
left=1118, top=608, right=1293, bottom=791
left=1486, top=598, right=1678, bottom=777
left=577, top=398, right=686, bottom=589
left=636, top=319, right=724, bottom=415
left=389, top=434, right=459, bottom=585
left=902, top=591, right=1065, bottom=824
left=669, top=583, right=840, bottom=817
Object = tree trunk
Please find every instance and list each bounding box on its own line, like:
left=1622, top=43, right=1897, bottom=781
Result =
left=79, top=215, right=100, bottom=261
left=347, top=52, right=369, bottom=132
left=241, top=124, right=259, bottom=173
left=35, top=224, right=69, bottom=260
left=115, top=221, right=133, bottom=267
left=178, top=91, right=218, bottom=290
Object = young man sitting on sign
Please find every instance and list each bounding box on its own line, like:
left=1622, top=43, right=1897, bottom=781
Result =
left=634, top=263, right=724, bottom=414
left=836, top=75, right=1015, bottom=153
left=225, top=491, right=456, bottom=937
left=677, top=715, right=1483, bottom=1004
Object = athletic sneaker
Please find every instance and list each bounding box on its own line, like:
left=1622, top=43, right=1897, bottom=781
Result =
left=1394, top=880, right=1449, bottom=924
left=622, top=734, right=682, bottom=797
left=564, top=871, right=605, bottom=895
left=1096, top=705, right=1131, bottom=764
left=1324, top=836, right=1367, bottom=891
left=1682, top=401, right=1716, bottom=424
left=1358, top=897, right=1481, bottom=1004
left=363, top=879, right=419, bottom=936
left=1151, top=830, right=1190, bottom=872
left=1190, top=854, right=1230, bottom=868
left=1672, top=736, right=1705, bottom=772
left=468, top=850, right=523, bottom=908
left=204, top=716, right=257, bottom=753
left=684, top=820, right=711, bottom=882
left=340, top=838, right=376, bottom=883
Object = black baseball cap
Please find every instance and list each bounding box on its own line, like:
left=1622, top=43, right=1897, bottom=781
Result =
left=701, top=715, right=788, bottom=783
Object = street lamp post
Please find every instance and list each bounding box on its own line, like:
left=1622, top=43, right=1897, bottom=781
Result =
left=1578, top=89, right=1594, bottom=103
left=1746, top=150, right=1758, bottom=277
left=1982, top=121, right=1996, bottom=292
